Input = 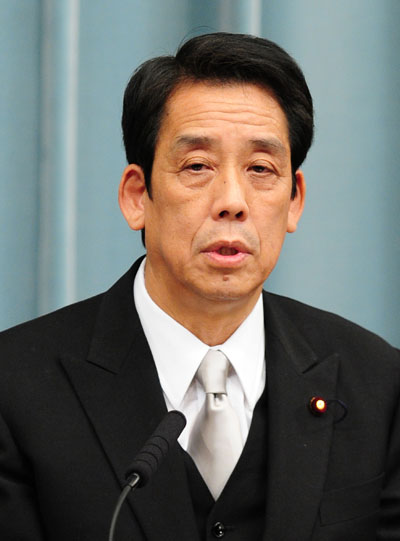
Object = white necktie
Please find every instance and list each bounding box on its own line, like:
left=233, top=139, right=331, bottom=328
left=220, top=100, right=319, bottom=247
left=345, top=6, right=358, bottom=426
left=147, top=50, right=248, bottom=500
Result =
left=188, top=349, right=243, bottom=500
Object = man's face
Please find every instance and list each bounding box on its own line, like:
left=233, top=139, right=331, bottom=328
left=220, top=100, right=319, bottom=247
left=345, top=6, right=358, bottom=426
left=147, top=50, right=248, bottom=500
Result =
left=122, top=81, right=305, bottom=312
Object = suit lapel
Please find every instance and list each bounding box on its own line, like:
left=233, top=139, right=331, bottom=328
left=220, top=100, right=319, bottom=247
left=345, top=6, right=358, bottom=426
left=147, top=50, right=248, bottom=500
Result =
left=60, top=261, right=199, bottom=541
left=262, top=293, right=339, bottom=540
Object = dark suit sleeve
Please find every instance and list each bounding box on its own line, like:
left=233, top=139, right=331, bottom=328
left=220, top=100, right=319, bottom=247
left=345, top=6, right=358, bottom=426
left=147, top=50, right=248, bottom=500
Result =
left=0, top=412, right=46, bottom=540
left=378, top=357, right=400, bottom=540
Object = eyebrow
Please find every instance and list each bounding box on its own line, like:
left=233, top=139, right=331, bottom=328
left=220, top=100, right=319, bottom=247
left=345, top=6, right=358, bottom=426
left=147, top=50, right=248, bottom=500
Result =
left=249, top=138, right=288, bottom=159
left=171, top=135, right=288, bottom=159
left=171, top=135, right=214, bottom=151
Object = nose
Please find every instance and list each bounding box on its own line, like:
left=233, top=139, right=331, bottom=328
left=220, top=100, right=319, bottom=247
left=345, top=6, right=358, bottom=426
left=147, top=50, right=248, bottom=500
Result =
left=211, top=170, right=249, bottom=222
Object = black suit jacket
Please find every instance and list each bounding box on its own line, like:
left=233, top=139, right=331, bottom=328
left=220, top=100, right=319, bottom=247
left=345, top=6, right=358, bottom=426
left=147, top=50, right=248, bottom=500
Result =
left=0, top=258, right=399, bottom=540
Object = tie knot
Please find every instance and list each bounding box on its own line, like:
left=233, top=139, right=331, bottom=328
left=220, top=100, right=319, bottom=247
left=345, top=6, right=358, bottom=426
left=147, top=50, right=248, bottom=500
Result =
left=197, top=349, right=229, bottom=394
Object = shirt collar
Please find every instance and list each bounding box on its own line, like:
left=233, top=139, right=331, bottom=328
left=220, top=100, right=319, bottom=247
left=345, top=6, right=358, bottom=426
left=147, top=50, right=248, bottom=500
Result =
left=134, top=258, right=265, bottom=410
left=216, top=294, right=265, bottom=410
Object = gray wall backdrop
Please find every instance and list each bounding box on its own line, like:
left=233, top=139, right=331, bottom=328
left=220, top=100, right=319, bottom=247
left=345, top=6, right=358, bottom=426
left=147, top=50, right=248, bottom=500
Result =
left=1, top=0, right=399, bottom=346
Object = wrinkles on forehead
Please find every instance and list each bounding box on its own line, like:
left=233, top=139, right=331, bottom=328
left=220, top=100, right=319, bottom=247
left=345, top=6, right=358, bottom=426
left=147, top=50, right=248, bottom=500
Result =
left=172, top=134, right=287, bottom=159
left=153, top=81, right=292, bottom=177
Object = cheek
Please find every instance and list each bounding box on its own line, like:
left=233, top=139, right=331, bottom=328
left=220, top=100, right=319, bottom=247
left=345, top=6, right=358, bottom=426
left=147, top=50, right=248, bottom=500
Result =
left=254, top=203, right=291, bottom=256
left=148, top=200, right=202, bottom=255
left=164, top=194, right=209, bottom=232
left=255, top=199, right=290, bottom=233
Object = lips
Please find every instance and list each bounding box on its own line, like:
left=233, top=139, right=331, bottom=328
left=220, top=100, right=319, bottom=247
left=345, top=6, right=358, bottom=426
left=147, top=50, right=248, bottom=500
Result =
left=202, top=240, right=251, bottom=255
left=201, top=241, right=251, bottom=267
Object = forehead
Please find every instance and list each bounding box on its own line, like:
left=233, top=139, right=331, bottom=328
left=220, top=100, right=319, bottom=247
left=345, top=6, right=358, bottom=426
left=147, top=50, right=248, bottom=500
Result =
left=157, top=81, right=290, bottom=148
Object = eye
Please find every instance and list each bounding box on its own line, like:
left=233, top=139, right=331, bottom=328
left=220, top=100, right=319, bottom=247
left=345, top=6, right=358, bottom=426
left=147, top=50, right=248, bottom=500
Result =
left=250, top=165, right=269, bottom=173
left=187, top=163, right=206, bottom=171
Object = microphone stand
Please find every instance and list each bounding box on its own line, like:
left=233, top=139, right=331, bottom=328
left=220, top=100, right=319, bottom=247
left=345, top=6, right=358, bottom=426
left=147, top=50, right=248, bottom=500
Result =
left=108, top=473, right=140, bottom=541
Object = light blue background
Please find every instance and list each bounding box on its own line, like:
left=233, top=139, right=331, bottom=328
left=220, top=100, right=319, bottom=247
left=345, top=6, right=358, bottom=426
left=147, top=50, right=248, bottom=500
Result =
left=1, top=0, right=399, bottom=346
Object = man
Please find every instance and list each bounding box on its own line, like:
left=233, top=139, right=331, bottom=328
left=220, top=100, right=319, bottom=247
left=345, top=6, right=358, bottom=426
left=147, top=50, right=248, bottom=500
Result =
left=0, top=33, right=399, bottom=540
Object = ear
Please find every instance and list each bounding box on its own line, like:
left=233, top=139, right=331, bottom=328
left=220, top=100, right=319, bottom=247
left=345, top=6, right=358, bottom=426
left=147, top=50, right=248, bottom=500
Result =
left=287, top=170, right=306, bottom=233
left=118, top=164, right=147, bottom=230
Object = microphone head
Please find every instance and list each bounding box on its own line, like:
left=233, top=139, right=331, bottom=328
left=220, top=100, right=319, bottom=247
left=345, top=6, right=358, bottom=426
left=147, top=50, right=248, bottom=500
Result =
left=125, top=410, right=186, bottom=487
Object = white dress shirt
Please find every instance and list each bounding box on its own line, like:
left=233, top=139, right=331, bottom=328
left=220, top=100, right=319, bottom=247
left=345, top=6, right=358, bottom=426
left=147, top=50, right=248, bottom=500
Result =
left=133, top=258, right=266, bottom=449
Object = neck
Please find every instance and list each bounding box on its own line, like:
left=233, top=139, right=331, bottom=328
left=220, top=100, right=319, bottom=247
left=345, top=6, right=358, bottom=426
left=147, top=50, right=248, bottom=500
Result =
left=144, top=268, right=262, bottom=346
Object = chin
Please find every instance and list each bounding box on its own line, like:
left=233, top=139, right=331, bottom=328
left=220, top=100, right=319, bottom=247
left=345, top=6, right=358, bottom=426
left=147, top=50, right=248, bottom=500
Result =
left=191, top=281, right=260, bottom=303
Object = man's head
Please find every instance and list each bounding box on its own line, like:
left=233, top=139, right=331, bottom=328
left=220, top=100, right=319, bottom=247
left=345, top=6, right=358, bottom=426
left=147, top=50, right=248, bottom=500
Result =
left=119, top=33, right=311, bottom=333
left=122, top=32, right=314, bottom=199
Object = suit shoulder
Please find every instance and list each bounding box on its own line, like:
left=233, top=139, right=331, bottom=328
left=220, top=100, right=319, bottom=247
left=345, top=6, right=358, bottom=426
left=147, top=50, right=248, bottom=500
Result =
left=263, top=291, right=399, bottom=363
left=0, top=294, right=104, bottom=362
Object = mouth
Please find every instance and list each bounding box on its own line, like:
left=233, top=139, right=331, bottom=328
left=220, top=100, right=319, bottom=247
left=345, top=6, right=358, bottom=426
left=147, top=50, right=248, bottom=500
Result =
left=201, top=241, right=251, bottom=266
left=216, top=246, right=240, bottom=256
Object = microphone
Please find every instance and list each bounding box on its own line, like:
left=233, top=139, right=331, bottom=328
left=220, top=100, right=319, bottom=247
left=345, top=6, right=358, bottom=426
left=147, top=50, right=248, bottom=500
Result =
left=108, top=410, right=186, bottom=541
left=125, top=409, right=186, bottom=487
